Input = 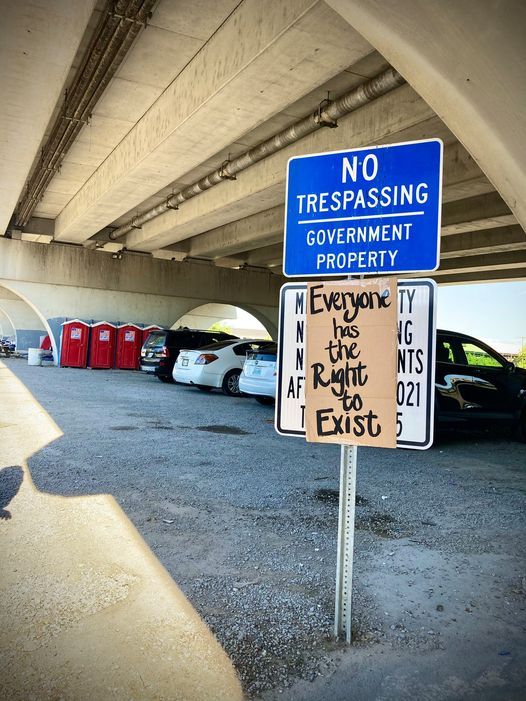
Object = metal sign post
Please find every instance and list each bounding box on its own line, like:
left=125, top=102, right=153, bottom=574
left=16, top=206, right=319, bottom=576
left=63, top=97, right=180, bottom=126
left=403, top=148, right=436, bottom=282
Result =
left=335, top=273, right=360, bottom=644
left=279, top=137, right=443, bottom=646
left=334, top=443, right=358, bottom=641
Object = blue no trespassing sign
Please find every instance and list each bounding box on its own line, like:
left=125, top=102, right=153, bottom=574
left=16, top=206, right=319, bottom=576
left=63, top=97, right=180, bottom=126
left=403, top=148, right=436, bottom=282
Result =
left=284, top=139, right=442, bottom=277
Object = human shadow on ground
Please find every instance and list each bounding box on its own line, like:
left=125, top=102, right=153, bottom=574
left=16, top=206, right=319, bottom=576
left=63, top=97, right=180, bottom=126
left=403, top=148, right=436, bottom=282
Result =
left=0, top=466, right=24, bottom=520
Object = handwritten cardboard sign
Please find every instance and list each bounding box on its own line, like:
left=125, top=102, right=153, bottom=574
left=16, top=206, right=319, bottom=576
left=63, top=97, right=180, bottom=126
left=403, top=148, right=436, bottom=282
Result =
left=305, top=277, right=397, bottom=448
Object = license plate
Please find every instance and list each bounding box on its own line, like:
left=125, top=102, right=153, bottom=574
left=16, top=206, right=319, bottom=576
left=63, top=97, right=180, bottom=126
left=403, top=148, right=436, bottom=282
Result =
left=182, top=358, right=189, bottom=366
left=253, top=367, right=262, bottom=376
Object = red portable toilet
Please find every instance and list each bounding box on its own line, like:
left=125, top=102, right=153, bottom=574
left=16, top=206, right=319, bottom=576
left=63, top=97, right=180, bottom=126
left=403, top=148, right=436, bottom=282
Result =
left=89, top=322, right=116, bottom=369
left=141, top=325, right=162, bottom=346
left=60, top=320, right=90, bottom=368
left=116, top=323, right=142, bottom=370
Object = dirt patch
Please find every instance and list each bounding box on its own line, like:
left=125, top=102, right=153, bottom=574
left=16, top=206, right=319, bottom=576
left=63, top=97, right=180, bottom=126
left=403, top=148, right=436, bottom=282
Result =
left=355, top=512, right=404, bottom=539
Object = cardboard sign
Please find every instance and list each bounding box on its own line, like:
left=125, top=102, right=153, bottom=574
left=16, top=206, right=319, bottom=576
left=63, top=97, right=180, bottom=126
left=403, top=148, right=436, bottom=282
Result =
left=304, top=278, right=397, bottom=447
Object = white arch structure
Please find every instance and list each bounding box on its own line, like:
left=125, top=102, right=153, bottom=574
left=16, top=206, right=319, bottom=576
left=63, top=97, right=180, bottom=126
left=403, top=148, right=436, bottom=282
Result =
left=173, top=302, right=276, bottom=339
left=0, top=282, right=55, bottom=356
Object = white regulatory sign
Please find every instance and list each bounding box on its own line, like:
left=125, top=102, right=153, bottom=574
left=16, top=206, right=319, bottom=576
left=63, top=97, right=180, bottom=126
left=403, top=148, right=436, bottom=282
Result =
left=275, top=284, right=306, bottom=436
left=275, top=279, right=437, bottom=449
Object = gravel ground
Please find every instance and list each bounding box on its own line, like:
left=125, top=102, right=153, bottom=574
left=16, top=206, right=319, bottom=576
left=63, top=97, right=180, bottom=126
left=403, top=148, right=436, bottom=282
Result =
left=9, top=360, right=526, bottom=700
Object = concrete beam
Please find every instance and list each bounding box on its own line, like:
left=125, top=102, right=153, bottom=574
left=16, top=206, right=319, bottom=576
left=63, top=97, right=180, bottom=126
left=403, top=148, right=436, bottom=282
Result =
left=54, top=0, right=372, bottom=243
left=0, top=0, right=97, bottom=234
left=186, top=206, right=284, bottom=259
left=0, top=238, right=284, bottom=310
left=126, top=84, right=438, bottom=251
left=126, top=93, right=487, bottom=254
left=213, top=257, right=245, bottom=269
left=442, top=192, right=516, bottom=235
left=433, top=250, right=526, bottom=276
left=431, top=268, right=526, bottom=286
left=326, top=0, right=526, bottom=231
left=237, top=224, right=526, bottom=270
left=168, top=168, right=502, bottom=263
left=441, top=225, right=526, bottom=259
left=244, top=244, right=284, bottom=266
left=440, top=142, right=493, bottom=203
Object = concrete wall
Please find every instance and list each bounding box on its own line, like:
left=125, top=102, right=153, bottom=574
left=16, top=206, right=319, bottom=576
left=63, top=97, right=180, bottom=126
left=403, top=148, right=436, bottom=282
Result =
left=0, top=239, right=281, bottom=359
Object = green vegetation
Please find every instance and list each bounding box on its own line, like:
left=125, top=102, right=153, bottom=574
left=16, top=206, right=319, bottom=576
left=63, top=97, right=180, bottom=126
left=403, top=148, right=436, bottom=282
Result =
left=208, top=321, right=233, bottom=334
left=515, top=345, right=526, bottom=369
left=464, top=351, right=501, bottom=367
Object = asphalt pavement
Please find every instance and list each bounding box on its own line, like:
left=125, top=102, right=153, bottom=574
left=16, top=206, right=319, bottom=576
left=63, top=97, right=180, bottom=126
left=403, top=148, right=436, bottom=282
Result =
left=8, top=360, right=526, bottom=700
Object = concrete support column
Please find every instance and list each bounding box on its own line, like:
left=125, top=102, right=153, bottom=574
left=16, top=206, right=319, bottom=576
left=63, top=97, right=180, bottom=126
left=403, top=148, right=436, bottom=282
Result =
left=0, top=297, right=47, bottom=351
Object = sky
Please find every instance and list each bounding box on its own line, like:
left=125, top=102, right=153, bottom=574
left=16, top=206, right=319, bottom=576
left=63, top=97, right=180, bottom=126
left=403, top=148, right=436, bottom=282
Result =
left=437, top=280, right=526, bottom=353
left=236, top=280, right=526, bottom=354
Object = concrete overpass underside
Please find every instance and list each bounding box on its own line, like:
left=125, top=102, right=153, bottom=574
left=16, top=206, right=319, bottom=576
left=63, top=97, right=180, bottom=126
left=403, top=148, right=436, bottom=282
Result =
left=1, top=0, right=525, bottom=333
left=1, top=3, right=524, bottom=698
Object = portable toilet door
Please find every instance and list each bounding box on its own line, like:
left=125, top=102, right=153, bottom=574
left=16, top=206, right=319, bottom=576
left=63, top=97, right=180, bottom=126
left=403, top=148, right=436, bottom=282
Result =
left=60, top=320, right=90, bottom=368
left=141, top=325, right=162, bottom=346
left=116, top=324, right=142, bottom=370
left=89, top=322, right=116, bottom=369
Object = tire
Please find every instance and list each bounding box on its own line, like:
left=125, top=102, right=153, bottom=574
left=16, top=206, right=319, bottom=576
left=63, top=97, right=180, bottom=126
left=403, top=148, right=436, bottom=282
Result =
left=255, top=396, right=275, bottom=406
left=516, top=410, right=526, bottom=443
left=222, top=369, right=241, bottom=396
left=158, top=375, right=174, bottom=383
left=196, top=385, right=213, bottom=392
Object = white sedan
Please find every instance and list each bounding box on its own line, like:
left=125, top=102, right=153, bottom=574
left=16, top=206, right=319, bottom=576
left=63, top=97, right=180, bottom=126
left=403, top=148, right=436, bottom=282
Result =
left=239, top=342, right=277, bottom=405
left=173, top=339, right=273, bottom=396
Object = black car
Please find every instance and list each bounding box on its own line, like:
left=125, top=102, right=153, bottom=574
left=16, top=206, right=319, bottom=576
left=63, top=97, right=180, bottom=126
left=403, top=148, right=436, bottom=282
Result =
left=435, top=330, right=526, bottom=440
left=140, top=328, right=238, bottom=382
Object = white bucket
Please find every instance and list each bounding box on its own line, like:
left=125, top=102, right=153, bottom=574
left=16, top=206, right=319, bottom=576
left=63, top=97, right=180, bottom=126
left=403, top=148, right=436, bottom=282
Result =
left=28, top=348, right=43, bottom=366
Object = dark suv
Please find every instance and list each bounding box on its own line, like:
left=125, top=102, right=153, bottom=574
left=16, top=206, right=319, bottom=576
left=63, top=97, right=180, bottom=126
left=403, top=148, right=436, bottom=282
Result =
left=435, top=330, right=526, bottom=440
left=140, top=328, right=238, bottom=382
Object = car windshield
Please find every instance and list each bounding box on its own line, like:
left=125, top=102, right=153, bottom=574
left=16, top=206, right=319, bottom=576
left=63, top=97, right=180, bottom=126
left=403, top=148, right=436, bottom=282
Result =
left=143, top=331, right=166, bottom=349
left=247, top=342, right=277, bottom=360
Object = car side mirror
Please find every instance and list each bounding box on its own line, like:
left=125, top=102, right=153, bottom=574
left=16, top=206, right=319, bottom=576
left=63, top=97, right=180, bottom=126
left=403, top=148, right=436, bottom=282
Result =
left=506, top=361, right=516, bottom=373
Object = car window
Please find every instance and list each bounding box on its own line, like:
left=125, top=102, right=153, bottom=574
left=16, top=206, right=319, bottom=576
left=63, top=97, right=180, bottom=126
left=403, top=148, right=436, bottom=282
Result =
left=170, top=332, right=193, bottom=347
left=247, top=343, right=277, bottom=360
left=198, top=340, right=237, bottom=351
left=460, top=342, right=505, bottom=368
left=206, top=333, right=232, bottom=344
left=234, top=341, right=270, bottom=357
left=436, top=339, right=454, bottom=363
left=143, top=332, right=166, bottom=349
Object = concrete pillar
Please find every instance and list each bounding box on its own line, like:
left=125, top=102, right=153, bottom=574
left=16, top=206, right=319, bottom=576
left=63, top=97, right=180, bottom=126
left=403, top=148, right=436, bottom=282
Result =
left=0, top=294, right=48, bottom=351
left=0, top=307, right=16, bottom=340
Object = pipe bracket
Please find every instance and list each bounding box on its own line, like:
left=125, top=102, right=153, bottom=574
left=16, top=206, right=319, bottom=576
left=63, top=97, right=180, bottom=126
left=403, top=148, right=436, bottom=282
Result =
left=219, top=160, right=237, bottom=180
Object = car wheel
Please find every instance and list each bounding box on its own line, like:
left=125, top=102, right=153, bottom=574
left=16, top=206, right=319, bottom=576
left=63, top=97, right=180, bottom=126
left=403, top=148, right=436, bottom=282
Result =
left=222, top=369, right=241, bottom=396
left=255, top=396, right=274, bottom=406
left=196, top=385, right=213, bottom=391
left=517, top=410, right=526, bottom=443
